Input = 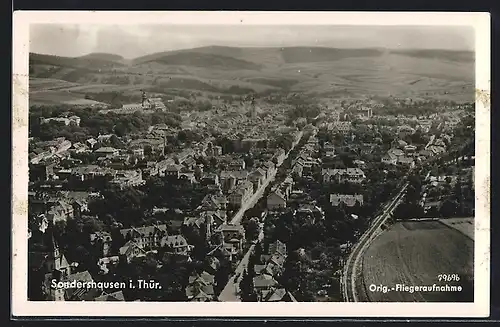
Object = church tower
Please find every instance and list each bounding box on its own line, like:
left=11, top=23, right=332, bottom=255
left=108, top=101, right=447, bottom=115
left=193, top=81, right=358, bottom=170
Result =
left=249, top=95, right=257, bottom=119
left=141, top=90, right=147, bottom=108
left=45, top=234, right=71, bottom=279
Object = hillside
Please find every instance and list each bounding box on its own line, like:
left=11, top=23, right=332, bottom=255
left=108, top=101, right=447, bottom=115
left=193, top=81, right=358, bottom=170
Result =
left=78, top=52, right=127, bottom=63
left=29, top=46, right=475, bottom=106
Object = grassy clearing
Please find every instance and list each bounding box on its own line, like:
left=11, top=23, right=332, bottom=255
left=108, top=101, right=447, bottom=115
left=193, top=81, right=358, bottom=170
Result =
left=361, top=221, right=474, bottom=302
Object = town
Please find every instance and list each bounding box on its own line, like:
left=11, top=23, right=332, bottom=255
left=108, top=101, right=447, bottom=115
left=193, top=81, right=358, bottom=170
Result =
left=27, top=87, right=475, bottom=302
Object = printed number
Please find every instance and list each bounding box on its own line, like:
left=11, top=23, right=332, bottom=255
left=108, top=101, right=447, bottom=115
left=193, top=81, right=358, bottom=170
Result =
left=438, top=274, right=460, bottom=282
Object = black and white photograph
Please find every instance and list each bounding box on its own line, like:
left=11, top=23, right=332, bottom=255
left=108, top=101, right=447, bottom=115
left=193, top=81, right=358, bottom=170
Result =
left=12, top=11, right=490, bottom=317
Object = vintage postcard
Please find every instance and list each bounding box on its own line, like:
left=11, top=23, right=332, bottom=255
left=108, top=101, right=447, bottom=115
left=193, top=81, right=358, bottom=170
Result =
left=12, top=11, right=490, bottom=317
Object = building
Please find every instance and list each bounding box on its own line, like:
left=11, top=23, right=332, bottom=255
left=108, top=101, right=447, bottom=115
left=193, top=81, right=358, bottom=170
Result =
left=356, top=107, right=373, bottom=119
left=322, top=168, right=366, bottom=184
left=164, top=164, right=182, bottom=179
left=381, top=153, right=398, bottom=165
left=161, top=234, right=191, bottom=255
left=324, top=143, right=336, bottom=158
left=109, top=170, right=145, bottom=189
left=46, top=200, right=74, bottom=223
left=228, top=159, right=246, bottom=171
left=267, top=190, right=287, bottom=210
left=388, top=148, right=405, bottom=157
left=86, top=138, right=98, bottom=150
left=333, top=121, right=352, bottom=135
left=40, top=115, right=80, bottom=126
left=329, top=194, right=364, bottom=207
left=119, top=224, right=169, bottom=250
left=261, top=288, right=298, bottom=302
left=397, top=156, right=415, bottom=168
left=185, top=271, right=215, bottom=302
left=248, top=168, right=267, bottom=191
left=228, top=181, right=254, bottom=207
left=94, top=147, right=119, bottom=157
left=216, top=224, right=246, bottom=257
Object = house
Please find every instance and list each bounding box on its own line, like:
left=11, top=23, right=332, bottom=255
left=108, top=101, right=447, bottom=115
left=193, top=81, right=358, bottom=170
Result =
left=119, top=241, right=147, bottom=263
left=333, top=121, right=352, bottom=134
left=86, top=138, right=98, bottom=149
left=130, top=147, right=145, bottom=159
left=97, top=134, right=114, bottom=144
left=269, top=240, right=287, bottom=257
left=267, top=190, right=287, bottom=210
left=324, top=143, right=335, bottom=157
left=404, top=145, right=417, bottom=153
left=96, top=256, right=120, bottom=275
left=261, top=288, right=298, bottom=302
left=330, top=194, right=364, bottom=207
left=179, top=167, right=196, bottom=184
left=292, top=162, right=304, bottom=177
left=262, top=161, right=276, bottom=177
left=419, top=149, right=433, bottom=158
left=46, top=201, right=74, bottom=223
left=90, top=231, right=113, bottom=257
left=109, top=170, right=145, bottom=189
left=228, top=181, right=254, bottom=207
left=228, top=159, right=246, bottom=171
left=183, top=156, right=197, bottom=170
left=199, top=173, right=220, bottom=186
left=120, top=224, right=169, bottom=250
left=199, top=193, right=228, bottom=211
left=273, top=148, right=287, bottom=166
left=71, top=142, right=89, bottom=154
left=94, top=290, right=125, bottom=301
left=164, top=164, right=182, bottom=179
left=295, top=204, right=325, bottom=222
left=397, top=125, right=415, bottom=137
left=129, top=138, right=165, bottom=155
left=322, top=168, right=366, bottom=184
left=381, top=153, right=397, bottom=165
left=249, top=168, right=267, bottom=191
left=94, top=147, right=119, bottom=157
left=185, top=271, right=215, bottom=302
left=276, top=177, right=294, bottom=199
left=397, top=156, right=415, bottom=168
left=161, top=234, right=191, bottom=255
left=353, top=159, right=366, bottom=168
left=253, top=274, right=279, bottom=296
left=216, top=224, right=245, bottom=257
left=388, top=148, right=404, bottom=157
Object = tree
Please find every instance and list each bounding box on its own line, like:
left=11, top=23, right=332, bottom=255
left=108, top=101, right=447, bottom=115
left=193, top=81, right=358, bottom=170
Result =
left=439, top=198, right=459, bottom=218
left=239, top=269, right=255, bottom=301
left=243, top=217, right=260, bottom=241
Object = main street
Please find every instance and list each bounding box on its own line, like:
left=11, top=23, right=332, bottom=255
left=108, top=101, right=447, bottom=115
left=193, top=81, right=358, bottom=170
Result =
left=217, top=228, right=264, bottom=302
left=230, top=132, right=304, bottom=225
left=342, top=181, right=409, bottom=302
left=218, top=132, right=305, bottom=301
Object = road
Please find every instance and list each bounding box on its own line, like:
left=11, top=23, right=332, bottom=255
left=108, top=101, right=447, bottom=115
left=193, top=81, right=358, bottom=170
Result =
left=342, top=181, right=409, bottom=302
left=229, top=132, right=304, bottom=225
left=219, top=133, right=305, bottom=301
left=218, top=227, right=265, bottom=302
left=230, top=168, right=278, bottom=225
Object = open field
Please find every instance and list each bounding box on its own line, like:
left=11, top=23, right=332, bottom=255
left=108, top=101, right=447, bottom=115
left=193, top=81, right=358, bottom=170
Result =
left=439, top=217, right=474, bottom=239
left=29, top=90, right=108, bottom=106
left=29, top=47, right=475, bottom=105
left=361, top=220, right=474, bottom=302
left=29, top=78, right=80, bottom=91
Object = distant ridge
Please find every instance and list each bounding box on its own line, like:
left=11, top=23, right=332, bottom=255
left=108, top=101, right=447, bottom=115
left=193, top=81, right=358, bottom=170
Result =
left=30, top=46, right=475, bottom=70
left=28, top=45, right=475, bottom=103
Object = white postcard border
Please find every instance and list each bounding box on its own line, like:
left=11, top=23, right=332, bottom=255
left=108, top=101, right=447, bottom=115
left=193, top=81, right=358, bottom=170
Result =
left=12, top=11, right=491, bottom=317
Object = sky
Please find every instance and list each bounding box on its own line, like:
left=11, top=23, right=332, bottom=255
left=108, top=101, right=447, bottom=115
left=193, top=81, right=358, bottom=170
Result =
left=30, top=24, right=474, bottom=59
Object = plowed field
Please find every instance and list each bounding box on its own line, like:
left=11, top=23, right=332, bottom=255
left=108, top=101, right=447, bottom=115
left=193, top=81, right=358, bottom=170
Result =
left=361, top=220, right=474, bottom=302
